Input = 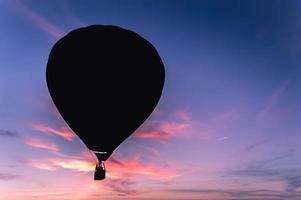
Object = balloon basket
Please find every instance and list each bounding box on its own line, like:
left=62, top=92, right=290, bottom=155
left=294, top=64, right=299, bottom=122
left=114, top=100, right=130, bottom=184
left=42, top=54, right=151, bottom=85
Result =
left=94, top=161, right=106, bottom=180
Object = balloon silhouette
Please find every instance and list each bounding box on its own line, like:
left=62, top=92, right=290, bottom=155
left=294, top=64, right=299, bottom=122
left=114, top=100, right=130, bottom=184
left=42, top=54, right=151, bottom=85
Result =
left=46, top=25, right=165, bottom=180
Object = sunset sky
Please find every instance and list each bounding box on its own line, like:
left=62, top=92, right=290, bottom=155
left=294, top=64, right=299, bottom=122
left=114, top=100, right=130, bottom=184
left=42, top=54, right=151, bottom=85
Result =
left=1, top=0, right=301, bottom=199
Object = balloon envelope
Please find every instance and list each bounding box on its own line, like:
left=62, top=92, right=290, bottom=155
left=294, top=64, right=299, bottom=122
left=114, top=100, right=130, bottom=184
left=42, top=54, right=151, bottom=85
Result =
left=46, top=25, right=165, bottom=161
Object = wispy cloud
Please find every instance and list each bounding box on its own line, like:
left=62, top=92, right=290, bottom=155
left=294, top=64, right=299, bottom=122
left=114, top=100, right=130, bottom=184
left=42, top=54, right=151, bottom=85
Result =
left=257, top=81, right=290, bottom=119
left=10, top=0, right=65, bottom=39
left=133, top=109, right=238, bottom=142
left=100, top=156, right=177, bottom=196
left=217, top=136, right=229, bottom=141
left=210, top=109, right=241, bottom=124
left=167, top=188, right=301, bottom=200
left=25, top=160, right=57, bottom=171
left=31, top=123, right=75, bottom=141
left=173, top=110, right=192, bottom=122
left=25, top=157, right=93, bottom=172
left=25, top=151, right=176, bottom=181
left=160, top=122, right=191, bottom=133
left=224, top=163, right=301, bottom=193
left=133, top=130, right=172, bottom=139
left=244, top=139, right=270, bottom=151
left=230, top=168, right=301, bottom=193
left=0, top=173, right=21, bottom=181
left=183, top=109, right=241, bottom=141
left=49, top=158, right=94, bottom=172
left=133, top=120, right=191, bottom=140
left=248, top=152, right=295, bottom=169
left=0, top=129, right=18, bottom=137
left=107, top=156, right=176, bottom=180
left=23, top=137, right=59, bottom=153
left=104, top=179, right=141, bottom=196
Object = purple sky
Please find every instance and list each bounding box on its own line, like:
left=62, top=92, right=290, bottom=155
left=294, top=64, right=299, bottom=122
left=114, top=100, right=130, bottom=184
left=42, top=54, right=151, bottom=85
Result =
left=1, top=0, right=301, bottom=199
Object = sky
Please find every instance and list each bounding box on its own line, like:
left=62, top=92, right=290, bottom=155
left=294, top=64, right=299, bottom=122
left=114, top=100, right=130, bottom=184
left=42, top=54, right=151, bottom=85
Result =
left=0, top=0, right=301, bottom=199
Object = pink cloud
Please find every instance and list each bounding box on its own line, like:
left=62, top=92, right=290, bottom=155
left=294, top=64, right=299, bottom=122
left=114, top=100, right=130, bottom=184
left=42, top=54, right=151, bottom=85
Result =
left=107, top=157, right=175, bottom=180
left=104, top=180, right=141, bottom=196
left=25, top=151, right=175, bottom=180
left=133, top=130, right=172, bottom=139
left=49, top=158, right=94, bottom=172
left=173, top=110, right=192, bottom=122
left=11, top=0, right=65, bottom=39
left=31, top=123, right=75, bottom=141
left=23, top=148, right=178, bottom=197
left=25, top=150, right=96, bottom=173
left=25, top=160, right=57, bottom=171
left=134, top=109, right=242, bottom=142
left=23, top=137, right=59, bottom=153
left=159, top=122, right=190, bottom=133
left=26, top=157, right=94, bottom=173
left=133, top=121, right=191, bottom=140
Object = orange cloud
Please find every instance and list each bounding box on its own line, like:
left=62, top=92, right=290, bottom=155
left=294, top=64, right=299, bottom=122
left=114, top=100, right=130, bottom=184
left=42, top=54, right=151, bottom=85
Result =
left=31, top=123, right=75, bottom=141
left=25, top=151, right=175, bottom=181
left=53, top=151, right=175, bottom=180
left=23, top=137, right=59, bottom=153
left=49, top=158, right=94, bottom=172
left=26, top=157, right=94, bottom=173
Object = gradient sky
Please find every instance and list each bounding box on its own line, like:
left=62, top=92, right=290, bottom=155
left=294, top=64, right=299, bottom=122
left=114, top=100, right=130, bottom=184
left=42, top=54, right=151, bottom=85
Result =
left=1, top=0, right=301, bottom=199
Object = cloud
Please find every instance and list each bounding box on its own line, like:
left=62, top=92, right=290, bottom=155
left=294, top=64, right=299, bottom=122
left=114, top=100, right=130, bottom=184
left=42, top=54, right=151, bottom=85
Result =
left=100, top=156, right=176, bottom=196
left=104, top=179, right=141, bottom=196
left=23, top=149, right=177, bottom=197
left=224, top=166, right=301, bottom=193
left=0, top=129, right=18, bottom=137
left=173, top=110, right=192, bottom=122
left=24, top=149, right=94, bottom=172
left=184, top=109, right=241, bottom=141
left=49, top=158, right=94, bottom=172
left=9, top=0, right=65, bottom=39
left=159, top=122, right=191, bottom=133
left=217, top=136, right=229, bottom=141
left=131, top=109, right=198, bottom=141
left=25, top=152, right=176, bottom=180
left=25, top=160, right=57, bottom=171
left=25, top=158, right=93, bottom=172
left=107, top=157, right=175, bottom=180
left=248, top=152, right=295, bottom=169
left=0, top=173, right=21, bottom=181
left=133, top=109, right=235, bottom=142
left=244, top=139, right=270, bottom=151
left=31, top=123, right=75, bottom=141
left=27, top=191, right=74, bottom=199
left=257, top=81, right=290, bottom=119
left=133, top=130, right=172, bottom=139
left=211, top=109, right=241, bottom=124
left=23, top=137, right=59, bottom=153
left=167, top=188, right=301, bottom=200
left=133, top=120, right=191, bottom=140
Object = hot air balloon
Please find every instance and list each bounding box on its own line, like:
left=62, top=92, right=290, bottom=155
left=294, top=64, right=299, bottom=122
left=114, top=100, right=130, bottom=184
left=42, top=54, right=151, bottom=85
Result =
left=46, top=25, right=165, bottom=180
